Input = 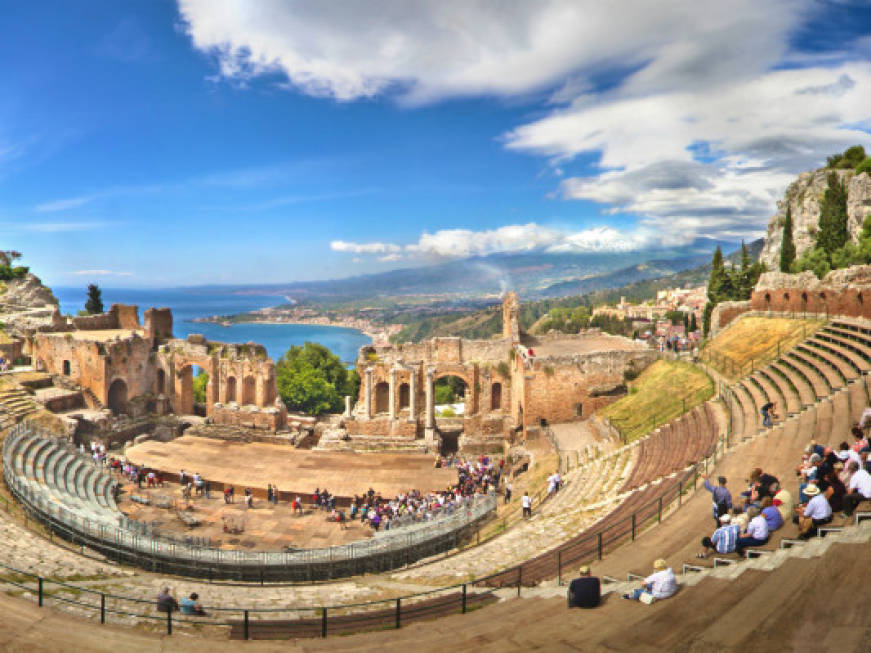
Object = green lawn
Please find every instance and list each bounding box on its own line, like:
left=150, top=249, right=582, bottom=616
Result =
left=600, top=360, right=713, bottom=443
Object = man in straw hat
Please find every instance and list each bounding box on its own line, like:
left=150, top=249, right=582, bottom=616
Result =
left=622, top=559, right=676, bottom=603
left=794, top=482, right=832, bottom=539
left=567, top=565, right=600, bottom=609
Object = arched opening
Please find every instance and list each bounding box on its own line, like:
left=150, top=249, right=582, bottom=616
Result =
left=192, top=365, right=210, bottom=417
left=226, top=376, right=237, bottom=403
left=859, top=292, right=864, bottom=305
left=490, top=382, right=502, bottom=410
left=784, top=292, right=790, bottom=302
left=764, top=293, right=771, bottom=305
left=178, top=366, right=194, bottom=415
left=374, top=382, right=389, bottom=414
left=62, top=360, right=71, bottom=376
left=107, top=379, right=128, bottom=416
left=398, top=383, right=410, bottom=410
left=242, top=376, right=256, bottom=405
left=435, top=375, right=467, bottom=417
left=156, top=369, right=165, bottom=395
left=801, top=292, right=808, bottom=304
left=819, top=292, right=826, bottom=301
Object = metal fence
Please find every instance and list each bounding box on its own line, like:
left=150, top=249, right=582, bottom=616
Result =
left=3, top=421, right=497, bottom=582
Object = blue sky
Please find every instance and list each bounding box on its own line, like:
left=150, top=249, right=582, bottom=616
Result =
left=1, top=1, right=870, bottom=287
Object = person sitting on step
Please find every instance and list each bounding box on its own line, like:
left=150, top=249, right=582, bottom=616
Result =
left=698, top=513, right=740, bottom=559
left=794, top=483, right=832, bottom=539
left=735, top=506, right=770, bottom=556
left=622, top=559, right=677, bottom=603
left=567, top=565, right=600, bottom=609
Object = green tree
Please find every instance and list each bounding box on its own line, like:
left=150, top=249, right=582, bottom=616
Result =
left=85, top=283, right=104, bottom=314
left=856, top=157, right=871, bottom=175
left=792, top=246, right=831, bottom=279
left=827, top=145, right=866, bottom=169
left=706, top=246, right=734, bottom=304
left=192, top=370, right=209, bottom=404
left=689, top=312, right=698, bottom=333
left=780, top=205, right=796, bottom=272
left=434, top=376, right=466, bottom=404
left=275, top=342, right=359, bottom=415
left=816, top=172, right=849, bottom=257
left=702, top=302, right=714, bottom=337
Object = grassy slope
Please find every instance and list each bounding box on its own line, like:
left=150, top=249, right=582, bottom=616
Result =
left=701, top=316, right=826, bottom=380
left=600, top=360, right=714, bottom=443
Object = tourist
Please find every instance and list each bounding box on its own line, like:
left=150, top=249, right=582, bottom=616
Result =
left=567, top=565, right=600, bottom=609
left=293, top=496, right=303, bottom=514
left=735, top=506, right=769, bottom=556
left=179, top=592, right=206, bottom=616
left=504, top=480, right=512, bottom=504
left=271, top=483, right=279, bottom=505
left=204, top=480, right=211, bottom=499
left=698, top=514, right=740, bottom=558
left=703, top=475, right=732, bottom=525
left=760, top=401, right=777, bottom=427
left=267, top=484, right=273, bottom=504
left=795, top=483, right=832, bottom=538
left=760, top=496, right=783, bottom=532
left=179, top=469, right=186, bottom=486
left=820, top=469, right=846, bottom=513
left=156, top=587, right=179, bottom=613
left=622, top=559, right=677, bottom=603
left=841, top=461, right=871, bottom=517
left=224, top=485, right=234, bottom=504
left=521, top=492, right=531, bottom=518
left=852, top=427, right=869, bottom=453
left=244, top=487, right=253, bottom=509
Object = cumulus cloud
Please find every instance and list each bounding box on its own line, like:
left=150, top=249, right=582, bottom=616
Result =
left=177, top=0, right=798, bottom=104
left=330, top=240, right=401, bottom=255
left=506, top=62, right=871, bottom=241
left=332, top=222, right=655, bottom=262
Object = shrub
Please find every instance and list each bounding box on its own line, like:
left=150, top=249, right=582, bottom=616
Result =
left=856, top=157, right=871, bottom=176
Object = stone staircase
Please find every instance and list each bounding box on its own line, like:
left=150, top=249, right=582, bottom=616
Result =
left=0, top=386, right=41, bottom=427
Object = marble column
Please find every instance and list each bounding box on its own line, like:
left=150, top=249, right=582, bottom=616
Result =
left=408, top=365, right=417, bottom=423
left=364, top=367, right=374, bottom=419
left=388, top=366, right=397, bottom=420
left=344, top=395, right=352, bottom=418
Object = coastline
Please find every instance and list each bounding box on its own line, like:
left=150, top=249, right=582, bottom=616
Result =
left=191, top=316, right=387, bottom=343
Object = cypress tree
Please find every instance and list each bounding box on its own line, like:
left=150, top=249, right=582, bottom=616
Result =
left=707, top=246, right=732, bottom=304
left=780, top=204, right=796, bottom=272
left=85, top=283, right=104, bottom=314
left=689, top=312, right=698, bottom=333
left=817, top=172, right=849, bottom=257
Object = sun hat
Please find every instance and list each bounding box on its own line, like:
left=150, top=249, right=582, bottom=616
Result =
left=653, top=558, right=667, bottom=570
left=803, top=484, right=821, bottom=496
left=578, top=565, right=590, bottom=575
left=719, top=514, right=732, bottom=523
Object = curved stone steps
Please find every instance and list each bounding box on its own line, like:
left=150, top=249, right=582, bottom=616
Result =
left=796, top=343, right=855, bottom=383
left=817, top=328, right=871, bottom=362
left=812, top=398, right=833, bottom=445
left=757, top=365, right=802, bottom=415
left=786, top=350, right=843, bottom=391
left=805, top=337, right=868, bottom=375
left=732, top=383, right=758, bottom=437
left=768, top=361, right=815, bottom=407
left=725, top=389, right=745, bottom=440
left=831, top=390, right=853, bottom=442
left=779, top=354, right=829, bottom=399
left=738, top=379, right=768, bottom=424
left=848, top=375, right=869, bottom=424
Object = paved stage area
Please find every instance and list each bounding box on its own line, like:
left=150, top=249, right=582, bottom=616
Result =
left=124, top=436, right=456, bottom=499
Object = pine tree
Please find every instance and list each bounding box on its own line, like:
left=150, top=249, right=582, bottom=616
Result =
left=780, top=204, right=796, bottom=272
left=689, top=312, right=698, bottom=333
left=85, top=283, right=104, bottom=314
left=707, top=246, right=732, bottom=304
left=816, top=172, right=849, bottom=257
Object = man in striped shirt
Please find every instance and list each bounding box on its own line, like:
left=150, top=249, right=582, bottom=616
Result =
left=698, top=514, right=740, bottom=558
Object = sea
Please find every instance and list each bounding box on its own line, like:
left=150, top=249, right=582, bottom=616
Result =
left=52, top=287, right=371, bottom=365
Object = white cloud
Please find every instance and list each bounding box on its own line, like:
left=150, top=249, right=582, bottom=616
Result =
left=35, top=195, right=96, bottom=212
left=177, top=0, right=799, bottom=104
left=19, top=221, right=113, bottom=233
left=506, top=62, right=871, bottom=241
left=332, top=222, right=655, bottom=261
left=72, top=269, right=133, bottom=277
left=330, top=240, right=401, bottom=255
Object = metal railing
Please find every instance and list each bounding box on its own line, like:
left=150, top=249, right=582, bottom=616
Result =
left=3, top=421, right=497, bottom=582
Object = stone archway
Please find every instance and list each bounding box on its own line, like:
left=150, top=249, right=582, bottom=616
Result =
left=227, top=376, right=237, bottom=403
left=62, top=360, right=71, bottom=376
left=398, top=383, right=410, bottom=410
left=434, top=374, right=467, bottom=416
left=107, top=378, right=128, bottom=416
left=242, top=376, right=256, bottom=405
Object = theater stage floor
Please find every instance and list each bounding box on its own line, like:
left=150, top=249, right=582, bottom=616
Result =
left=124, top=436, right=456, bottom=500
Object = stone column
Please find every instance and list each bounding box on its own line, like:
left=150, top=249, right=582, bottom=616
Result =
left=364, top=367, right=374, bottom=419
left=388, top=366, right=397, bottom=420
left=344, top=395, right=352, bottom=418
left=408, top=365, right=417, bottom=423
left=424, top=366, right=436, bottom=442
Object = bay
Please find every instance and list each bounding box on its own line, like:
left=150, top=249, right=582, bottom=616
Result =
left=52, top=287, right=371, bottom=365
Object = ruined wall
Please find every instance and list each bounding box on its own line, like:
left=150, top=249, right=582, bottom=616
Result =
left=345, top=417, right=419, bottom=438
left=750, top=267, right=871, bottom=319
left=144, top=308, right=173, bottom=340
left=71, top=313, right=118, bottom=330
left=524, top=348, right=656, bottom=426
left=709, top=300, right=753, bottom=337
left=502, top=291, right=519, bottom=342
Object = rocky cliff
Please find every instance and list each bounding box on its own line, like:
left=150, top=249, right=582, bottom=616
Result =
left=0, top=273, right=63, bottom=336
left=758, top=169, right=871, bottom=269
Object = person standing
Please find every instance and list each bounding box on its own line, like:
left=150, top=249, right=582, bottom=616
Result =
left=703, top=475, right=732, bottom=524
left=504, top=480, right=512, bottom=504
left=521, top=492, right=532, bottom=518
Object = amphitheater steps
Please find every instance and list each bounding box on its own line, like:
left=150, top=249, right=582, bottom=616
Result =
left=787, top=349, right=843, bottom=390
left=805, top=338, right=868, bottom=376
left=780, top=354, right=830, bottom=400
left=768, top=361, right=814, bottom=407
left=796, top=343, right=854, bottom=384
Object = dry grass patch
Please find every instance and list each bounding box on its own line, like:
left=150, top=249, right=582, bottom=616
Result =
left=702, top=316, right=825, bottom=380
left=599, top=360, right=713, bottom=443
